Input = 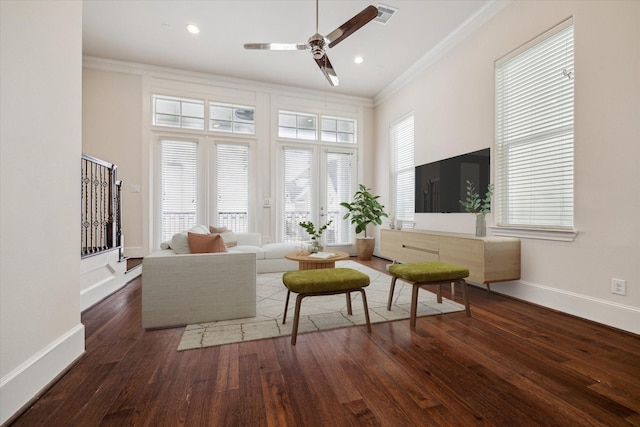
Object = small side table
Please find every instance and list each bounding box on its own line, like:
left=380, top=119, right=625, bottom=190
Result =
left=284, top=250, right=350, bottom=270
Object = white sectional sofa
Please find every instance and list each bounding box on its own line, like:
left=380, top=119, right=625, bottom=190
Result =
left=141, top=226, right=301, bottom=329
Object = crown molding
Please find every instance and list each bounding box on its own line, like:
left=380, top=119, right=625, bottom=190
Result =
left=83, top=56, right=374, bottom=108
left=373, top=0, right=512, bottom=106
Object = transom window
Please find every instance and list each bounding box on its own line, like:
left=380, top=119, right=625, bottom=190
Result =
left=279, top=110, right=357, bottom=144
left=278, top=111, right=317, bottom=140
left=153, top=95, right=204, bottom=130
left=321, top=116, right=356, bottom=143
left=210, top=103, right=255, bottom=135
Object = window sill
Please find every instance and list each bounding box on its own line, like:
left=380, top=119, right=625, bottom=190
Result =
left=489, top=226, right=577, bottom=242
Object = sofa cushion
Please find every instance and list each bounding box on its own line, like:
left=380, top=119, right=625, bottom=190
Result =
left=229, top=245, right=266, bottom=260
left=262, top=242, right=301, bottom=259
left=170, top=232, right=191, bottom=254
left=209, top=225, right=228, bottom=233
left=188, top=232, right=227, bottom=254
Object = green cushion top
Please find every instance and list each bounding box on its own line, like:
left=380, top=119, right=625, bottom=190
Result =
left=283, top=268, right=370, bottom=294
left=388, top=262, right=469, bottom=282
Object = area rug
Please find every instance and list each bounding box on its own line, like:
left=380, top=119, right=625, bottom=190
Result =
left=177, top=260, right=465, bottom=351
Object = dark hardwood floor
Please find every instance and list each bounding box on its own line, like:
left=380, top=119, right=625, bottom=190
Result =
left=9, top=257, right=640, bottom=426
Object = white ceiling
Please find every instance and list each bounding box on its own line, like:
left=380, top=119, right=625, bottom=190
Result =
left=83, top=0, right=503, bottom=99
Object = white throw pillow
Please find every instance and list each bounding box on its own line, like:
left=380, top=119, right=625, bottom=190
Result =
left=220, top=230, right=238, bottom=247
left=170, top=232, right=191, bottom=254
left=189, top=225, right=209, bottom=234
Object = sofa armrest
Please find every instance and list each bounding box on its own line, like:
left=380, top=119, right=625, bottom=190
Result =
left=142, top=251, right=256, bottom=329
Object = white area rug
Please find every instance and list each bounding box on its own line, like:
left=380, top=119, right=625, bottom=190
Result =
left=177, top=260, right=465, bottom=351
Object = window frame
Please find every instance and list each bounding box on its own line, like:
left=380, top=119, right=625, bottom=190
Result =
left=390, top=112, right=415, bottom=225
left=492, top=18, right=577, bottom=242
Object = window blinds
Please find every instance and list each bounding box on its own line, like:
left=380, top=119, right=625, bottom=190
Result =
left=325, top=151, right=353, bottom=245
left=495, top=20, right=574, bottom=229
left=391, top=114, right=415, bottom=222
left=216, top=144, right=249, bottom=233
left=283, top=148, right=313, bottom=242
left=160, top=140, right=198, bottom=241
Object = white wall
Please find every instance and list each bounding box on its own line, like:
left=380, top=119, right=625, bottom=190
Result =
left=374, top=0, right=640, bottom=334
left=82, top=69, right=144, bottom=257
left=0, top=1, right=84, bottom=424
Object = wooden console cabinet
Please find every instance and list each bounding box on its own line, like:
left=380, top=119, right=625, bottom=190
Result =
left=380, top=229, right=520, bottom=287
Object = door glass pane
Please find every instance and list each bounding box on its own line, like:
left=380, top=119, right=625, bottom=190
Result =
left=216, top=144, right=249, bottom=232
left=160, top=140, right=198, bottom=242
left=283, top=148, right=312, bottom=242
left=325, top=151, right=353, bottom=245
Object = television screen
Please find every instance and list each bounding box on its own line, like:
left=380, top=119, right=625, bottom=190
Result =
left=415, top=148, right=490, bottom=213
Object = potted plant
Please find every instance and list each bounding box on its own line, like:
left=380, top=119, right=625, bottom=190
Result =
left=299, top=219, right=333, bottom=253
left=340, top=184, right=388, bottom=260
left=459, top=180, right=494, bottom=237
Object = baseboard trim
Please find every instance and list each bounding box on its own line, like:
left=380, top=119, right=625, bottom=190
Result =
left=487, top=280, right=640, bottom=335
left=0, top=324, right=85, bottom=425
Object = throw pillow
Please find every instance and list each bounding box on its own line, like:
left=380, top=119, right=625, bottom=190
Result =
left=209, top=225, right=228, bottom=234
left=170, top=232, right=191, bottom=254
left=220, top=230, right=238, bottom=248
left=188, top=232, right=227, bottom=254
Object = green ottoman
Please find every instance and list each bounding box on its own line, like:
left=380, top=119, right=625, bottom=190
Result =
left=388, top=262, right=471, bottom=329
left=282, top=268, right=371, bottom=345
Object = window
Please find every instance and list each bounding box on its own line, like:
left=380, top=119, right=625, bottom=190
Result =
left=495, top=19, right=574, bottom=232
left=390, top=113, right=414, bottom=223
left=278, top=111, right=317, bottom=140
left=153, top=95, right=204, bottom=130
left=321, top=116, right=356, bottom=143
left=216, top=144, right=249, bottom=232
left=210, top=103, right=255, bottom=135
left=160, top=140, right=198, bottom=241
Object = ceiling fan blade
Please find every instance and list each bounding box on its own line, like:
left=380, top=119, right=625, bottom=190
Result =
left=314, top=55, right=339, bottom=86
left=244, top=43, right=309, bottom=51
left=326, top=5, right=378, bottom=48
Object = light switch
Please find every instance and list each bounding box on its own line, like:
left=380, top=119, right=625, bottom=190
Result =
left=131, top=184, right=140, bottom=193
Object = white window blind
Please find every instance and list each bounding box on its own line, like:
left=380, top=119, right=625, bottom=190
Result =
left=160, top=140, right=198, bottom=241
left=216, top=144, right=249, bottom=233
left=495, top=20, right=574, bottom=230
left=325, top=151, right=353, bottom=245
left=283, top=148, right=313, bottom=242
left=391, top=114, right=415, bottom=222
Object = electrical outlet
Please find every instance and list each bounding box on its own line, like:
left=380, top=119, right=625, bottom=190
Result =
left=611, top=278, right=626, bottom=296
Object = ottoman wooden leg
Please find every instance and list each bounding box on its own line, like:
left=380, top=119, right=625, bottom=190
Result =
left=359, top=289, right=372, bottom=333
left=387, top=276, right=398, bottom=310
left=346, top=292, right=353, bottom=315
left=410, top=283, right=420, bottom=329
left=291, top=294, right=305, bottom=345
left=458, top=279, right=471, bottom=317
left=283, top=290, right=291, bottom=324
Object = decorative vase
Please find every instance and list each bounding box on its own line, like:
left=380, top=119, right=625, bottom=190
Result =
left=475, top=213, right=486, bottom=237
left=309, top=240, right=323, bottom=253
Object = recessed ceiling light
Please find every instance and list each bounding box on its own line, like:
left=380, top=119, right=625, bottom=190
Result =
left=186, top=24, right=200, bottom=34
left=354, top=56, right=364, bottom=64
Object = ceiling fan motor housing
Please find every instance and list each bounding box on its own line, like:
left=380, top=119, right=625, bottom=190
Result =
left=308, top=33, right=326, bottom=59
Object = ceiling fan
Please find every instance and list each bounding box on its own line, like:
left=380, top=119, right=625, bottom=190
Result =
left=244, top=1, right=379, bottom=87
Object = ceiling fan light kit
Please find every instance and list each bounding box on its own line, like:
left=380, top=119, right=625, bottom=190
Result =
left=244, top=1, right=379, bottom=87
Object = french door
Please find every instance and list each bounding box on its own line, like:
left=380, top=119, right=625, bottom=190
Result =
left=281, top=145, right=356, bottom=246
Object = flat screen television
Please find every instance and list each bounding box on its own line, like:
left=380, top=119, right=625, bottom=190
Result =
left=415, top=148, right=490, bottom=213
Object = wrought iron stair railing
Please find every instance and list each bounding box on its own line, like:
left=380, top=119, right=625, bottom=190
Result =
left=81, top=154, right=123, bottom=259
